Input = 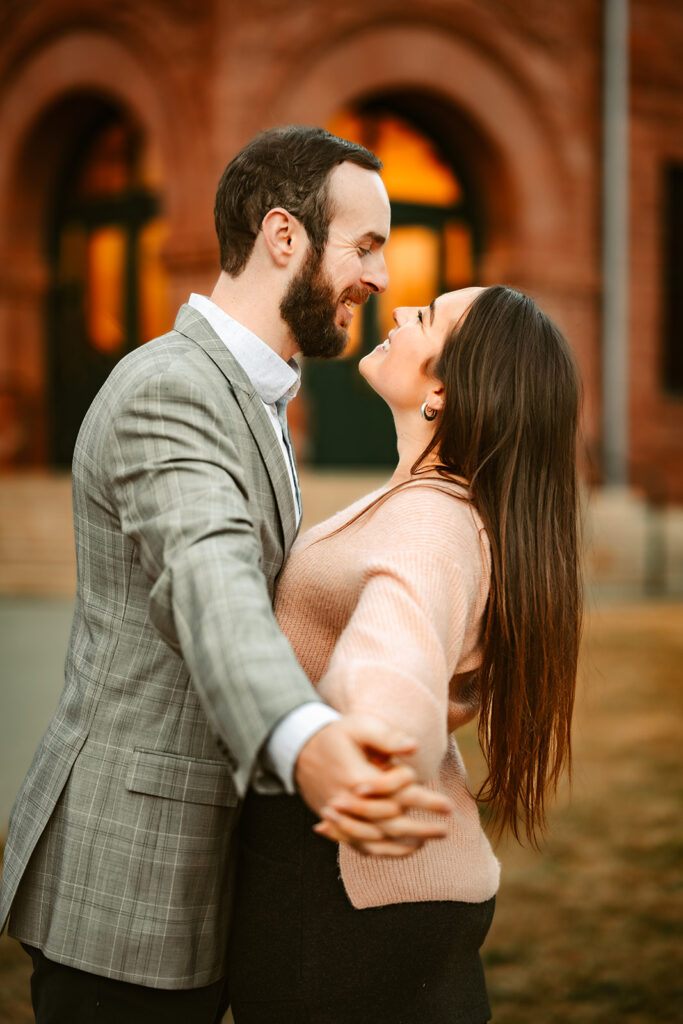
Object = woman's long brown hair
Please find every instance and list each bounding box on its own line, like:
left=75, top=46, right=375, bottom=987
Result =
left=417, top=285, right=582, bottom=843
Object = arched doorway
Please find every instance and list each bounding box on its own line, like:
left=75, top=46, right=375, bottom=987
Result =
left=274, top=20, right=593, bottom=466
left=0, top=29, right=212, bottom=468
left=46, top=97, right=170, bottom=466
left=302, top=100, right=481, bottom=467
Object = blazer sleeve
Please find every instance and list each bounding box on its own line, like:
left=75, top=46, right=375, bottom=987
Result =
left=316, top=508, right=482, bottom=782
left=106, top=368, right=319, bottom=795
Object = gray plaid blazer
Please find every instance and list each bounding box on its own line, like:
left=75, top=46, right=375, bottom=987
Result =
left=0, top=305, right=319, bottom=988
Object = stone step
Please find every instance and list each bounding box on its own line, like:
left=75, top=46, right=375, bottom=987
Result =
left=0, top=473, right=75, bottom=594
left=1, top=472, right=682, bottom=597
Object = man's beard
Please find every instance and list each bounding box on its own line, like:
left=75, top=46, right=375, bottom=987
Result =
left=280, top=247, right=367, bottom=359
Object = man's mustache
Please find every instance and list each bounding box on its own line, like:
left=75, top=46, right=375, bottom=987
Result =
left=341, top=287, right=372, bottom=307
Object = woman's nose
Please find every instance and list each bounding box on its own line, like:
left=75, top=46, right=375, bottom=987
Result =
left=392, top=306, right=414, bottom=326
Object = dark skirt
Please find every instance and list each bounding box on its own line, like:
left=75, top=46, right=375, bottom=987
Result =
left=228, top=793, right=495, bottom=1024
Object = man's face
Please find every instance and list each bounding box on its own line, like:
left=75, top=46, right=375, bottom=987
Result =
left=280, top=163, right=391, bottom=358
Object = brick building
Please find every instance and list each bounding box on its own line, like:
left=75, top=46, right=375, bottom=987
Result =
left=0, top=0, right=681, bottom=500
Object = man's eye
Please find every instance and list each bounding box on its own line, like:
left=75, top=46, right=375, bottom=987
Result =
left=417, top=310, right=423, bottom=323
left=358, top=247, right=371, bottom=257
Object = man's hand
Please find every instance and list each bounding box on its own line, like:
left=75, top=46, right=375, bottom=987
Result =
left=294, top=714, right=452, bottom=857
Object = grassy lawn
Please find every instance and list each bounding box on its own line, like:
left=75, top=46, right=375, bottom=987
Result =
left=474, top=601, right=683, bottom=1022
left=1, top=601, right=681, bottom=1022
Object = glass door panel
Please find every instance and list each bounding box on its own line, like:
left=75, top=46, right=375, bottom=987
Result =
left=378, top=225, right=441, bottom=339
left=300, top=105, right=479, bottom=468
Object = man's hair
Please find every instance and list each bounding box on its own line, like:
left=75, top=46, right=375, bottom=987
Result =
left=214, top=125, right=382, bottom=276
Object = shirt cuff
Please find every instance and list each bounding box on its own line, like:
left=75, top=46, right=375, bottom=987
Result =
left=265, top=702, right=341, bottom=793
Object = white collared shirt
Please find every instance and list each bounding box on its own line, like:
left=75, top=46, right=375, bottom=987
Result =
left=187, top=294, right=339, bottom=790
left=188, top=293, right=301, bottom=524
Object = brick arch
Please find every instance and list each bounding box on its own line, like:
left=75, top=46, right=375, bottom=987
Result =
left=0, top=29, right=216, bottom=248
left=272, top=23, right=577, bottom=286
left=0, top=30, right=211, bottom=463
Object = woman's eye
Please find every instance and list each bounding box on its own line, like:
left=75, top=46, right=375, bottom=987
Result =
left=417, top=310, right=423, bottom=324
left=358, top=247, right=370, bottom=257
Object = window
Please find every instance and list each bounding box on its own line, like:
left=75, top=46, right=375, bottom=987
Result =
left=47, top=107, right=169, bottom=465
left=299, top=106, right=479, bottom=467
left=663, top=164, right=683, bottom=395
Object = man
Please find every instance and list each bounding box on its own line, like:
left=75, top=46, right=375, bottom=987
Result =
left=0, top=127, right=451, bottom=1021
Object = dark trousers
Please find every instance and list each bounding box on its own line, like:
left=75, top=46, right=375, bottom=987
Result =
left=22, top=944, right=230, bottom=1024
left=228, top=793, right=495, bottom=1024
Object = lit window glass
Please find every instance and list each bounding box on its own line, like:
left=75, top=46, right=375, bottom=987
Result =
left=444, top=221, right=474, bottom=289
left=86, top=226, right=126, bottom=354
left=327, top=108, right=473, bottom=361
left=341, top=299, right=364, bottom=357
left=300, top=104, right=479, bottom=468
left=139, top=218, right=170, bottom=343
left=378, top=226, right=440, bottom=339
left=328, top=111, right=461, bottom=205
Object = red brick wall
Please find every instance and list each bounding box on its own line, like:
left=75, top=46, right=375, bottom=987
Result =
left=630, top=0, right=683, bottom=502
left=0, top=0, right=680, bottom=499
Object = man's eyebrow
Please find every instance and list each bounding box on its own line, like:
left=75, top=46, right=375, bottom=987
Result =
left=358, top=231, right=386, bottom=247
left=429, top=299, right=436, bottom=325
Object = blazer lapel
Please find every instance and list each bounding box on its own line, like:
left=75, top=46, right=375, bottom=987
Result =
left=172, top=304, right=299, bottom=552
left=231, top=385, right=299, bottom=551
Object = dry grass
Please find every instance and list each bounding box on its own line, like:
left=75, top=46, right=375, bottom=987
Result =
left=1, top=601, right=681, bottom=1022
left=470, top=601, right=683, bottom=1022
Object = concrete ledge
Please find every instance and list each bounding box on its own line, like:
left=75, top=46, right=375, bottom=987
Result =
left=584, top=486, right=683, bottom=599
left=0, top=472, right=75, bottom=594
left=1, top=471, right=682, bottom=597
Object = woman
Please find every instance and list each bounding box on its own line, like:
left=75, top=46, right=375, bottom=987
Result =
left=228, top=285, right=582, bottom=1023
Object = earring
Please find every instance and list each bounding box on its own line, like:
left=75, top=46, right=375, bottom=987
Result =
left=420, top=402, right=438, bottom=421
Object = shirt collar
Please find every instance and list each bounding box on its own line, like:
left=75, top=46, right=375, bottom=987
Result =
left=188, top=293, right=300, bottom=405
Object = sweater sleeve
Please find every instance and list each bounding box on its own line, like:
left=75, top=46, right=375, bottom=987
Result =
left=316, top=493, right=483, bottom=782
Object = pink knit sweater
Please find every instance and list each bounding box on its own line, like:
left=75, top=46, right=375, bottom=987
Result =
left=274, top=478, right=501, bottom=909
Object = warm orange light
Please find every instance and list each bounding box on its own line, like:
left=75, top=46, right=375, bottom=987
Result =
left=86, top=227, right=125, bottom=354
left=378, top=225, right=440, bottom=339
left=340, top=302, right=363, bottom=357
left=328, top=110, right=461, bottom=205
left=444, top=221, right=473, bottom=287
left=326, top=107, right=475, bottom=359
left=139, top=218, right=171, bottom=343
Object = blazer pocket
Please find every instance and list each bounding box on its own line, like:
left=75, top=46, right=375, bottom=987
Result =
left=126, top=747, right=238, bottom=807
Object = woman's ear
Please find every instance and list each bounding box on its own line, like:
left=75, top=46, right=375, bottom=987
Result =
left=426, top=382, right=445, bottom=412
left=261, top=208, right=304, bottom=267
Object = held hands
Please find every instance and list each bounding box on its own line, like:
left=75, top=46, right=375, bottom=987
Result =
left=294, top=713, right=452, bottom=857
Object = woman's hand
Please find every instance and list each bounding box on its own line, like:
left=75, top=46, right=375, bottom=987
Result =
left=314, top=776, right=452, bottom=856
left=295, top=713, right=452, bottom=856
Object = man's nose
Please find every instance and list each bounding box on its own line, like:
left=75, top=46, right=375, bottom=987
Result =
left=362, top=253, right=389, bottom=294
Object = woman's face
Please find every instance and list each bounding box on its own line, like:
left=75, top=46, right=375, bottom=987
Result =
left=359, top=287, right=483, bottom=413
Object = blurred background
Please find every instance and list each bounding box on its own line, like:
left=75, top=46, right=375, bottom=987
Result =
left=0, top=0, right=681, bottom=1020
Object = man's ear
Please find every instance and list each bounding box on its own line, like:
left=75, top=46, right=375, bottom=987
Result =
left=261, top=208, right=305, bottom=267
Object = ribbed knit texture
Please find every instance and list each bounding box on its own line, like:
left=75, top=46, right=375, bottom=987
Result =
left=275, top=479, right=501, bottom=909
